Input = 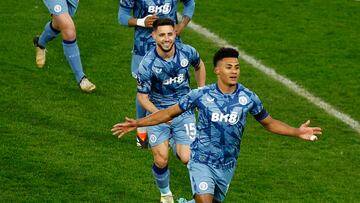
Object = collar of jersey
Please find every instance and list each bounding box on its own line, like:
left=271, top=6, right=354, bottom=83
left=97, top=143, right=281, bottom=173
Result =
left=215, top=83, right=239, bottom=95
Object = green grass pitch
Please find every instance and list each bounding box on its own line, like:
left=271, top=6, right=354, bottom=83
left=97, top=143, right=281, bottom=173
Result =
left=1, top=0, right=359, bottom=202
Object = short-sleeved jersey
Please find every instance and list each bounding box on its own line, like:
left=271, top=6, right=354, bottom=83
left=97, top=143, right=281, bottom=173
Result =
left=120, top=0, right=188, bottom=56
left=178, top=83, right=269, bottom=167
left=137, top=42, right=200, bottom=109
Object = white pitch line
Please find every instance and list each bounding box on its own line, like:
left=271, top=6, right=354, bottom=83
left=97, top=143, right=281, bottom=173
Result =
left=186, top=18, right=360, bottom=134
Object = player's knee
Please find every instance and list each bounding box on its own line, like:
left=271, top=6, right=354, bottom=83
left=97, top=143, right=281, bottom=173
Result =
left=61, top=28, right=76, bottom=41
left=177, top=152, right=190, bottom=165
left=154, top=156, right=168, bottom=168
left=176, top=147, right=191, bottom=164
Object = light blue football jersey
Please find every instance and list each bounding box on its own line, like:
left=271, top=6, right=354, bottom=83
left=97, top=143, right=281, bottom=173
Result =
left=179, top=83, right=269, bottom=167
left=136, top=42, right=200, bottom=109
left=120, top=0, right=191, bottom=56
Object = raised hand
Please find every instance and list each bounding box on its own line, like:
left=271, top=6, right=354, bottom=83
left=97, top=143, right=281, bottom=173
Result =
left=144, top=15, right=159, bottom=28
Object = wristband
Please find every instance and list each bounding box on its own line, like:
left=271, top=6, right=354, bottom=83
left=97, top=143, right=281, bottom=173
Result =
left=136, top=15, right=152, bottom=27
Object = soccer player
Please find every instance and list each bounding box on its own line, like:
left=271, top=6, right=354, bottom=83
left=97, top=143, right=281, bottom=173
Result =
left=111, top=47, right=322, bottom=203
left=117, top=18, right=205, bottom=203
left=118, top=0, right=195, bottom=148
left=33, top=0, right=96, bottom=93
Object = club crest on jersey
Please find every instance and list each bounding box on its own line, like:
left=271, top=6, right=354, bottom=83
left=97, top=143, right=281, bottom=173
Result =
left=54, top=4, right=62, bottom=13
left=163, top=74, right=185, bottom=85
left=211, top=112, right=239, bottom=125
left=148, top=3, right=171, bottom=15
left=180, top=59, right=189, bottom=67
left=199, top=182, right=208, bottom=191
left=238, top=96, right=248, bottom=105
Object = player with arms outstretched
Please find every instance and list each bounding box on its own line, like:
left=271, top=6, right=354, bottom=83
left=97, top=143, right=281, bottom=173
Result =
left=112, top=47, right=322, bottom=203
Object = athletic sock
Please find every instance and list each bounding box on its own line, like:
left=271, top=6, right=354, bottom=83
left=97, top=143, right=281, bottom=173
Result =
left=152, top=163, right=171, bottom=195
left=62, top=39, right=85, bottom=83
left=137, top=127, right=147, bottom=141
left=38, top=21, right=60, bottom=47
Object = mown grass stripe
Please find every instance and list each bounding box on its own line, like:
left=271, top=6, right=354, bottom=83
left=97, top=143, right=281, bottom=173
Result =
left=183, top=15, right=360, bottom=134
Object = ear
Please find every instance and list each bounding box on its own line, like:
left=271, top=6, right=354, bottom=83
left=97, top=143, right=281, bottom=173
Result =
left=152, top=31, right=156, bottom=40
left=214, top=66, right=220, bottom=75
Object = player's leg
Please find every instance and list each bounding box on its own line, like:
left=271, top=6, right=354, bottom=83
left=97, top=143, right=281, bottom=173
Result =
left=50, top=1, right=95, bottom=92
left=148, top=124, right=173, bottom=203
left=132, top=54, right=149, bottom=148
left=34, top=0, right=64, bottom=68
left=194, top=194, right=218, bottom=203
left=185, top=161, right=216, bottom=203
left=211, top=165, right=236, bottom=203
left=171, top=112, right=196, bottom=164
left=175, top=144, right=191, bottom=164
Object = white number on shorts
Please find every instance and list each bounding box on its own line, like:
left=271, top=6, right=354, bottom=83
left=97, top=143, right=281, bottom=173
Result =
left=184, top=123, right=196, bottom=140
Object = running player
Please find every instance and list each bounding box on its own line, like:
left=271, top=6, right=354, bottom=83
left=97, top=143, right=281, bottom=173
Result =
left=118, top=0, right=195, bottom=148
left=112, top=47, right=322, bottom=203
left=34, top=0, right=96, bottom=92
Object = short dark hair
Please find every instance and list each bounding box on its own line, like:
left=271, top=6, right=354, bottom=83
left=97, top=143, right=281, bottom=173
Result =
left=213, top=47, right=239, bottom=67
left=152, top=18, right=175, bottom=30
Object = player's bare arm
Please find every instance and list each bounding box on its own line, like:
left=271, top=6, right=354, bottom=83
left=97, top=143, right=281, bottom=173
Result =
left=127, top=15, right=159, bottom=28
left=111, top=104, right=183, bottom=138
left=175, top=15, right=190, bottom=35
left=259, top=116, right=322, bottom=141
left=137, top=92, right=159, bottom=113
left=194, top=59, right=206, bottom=88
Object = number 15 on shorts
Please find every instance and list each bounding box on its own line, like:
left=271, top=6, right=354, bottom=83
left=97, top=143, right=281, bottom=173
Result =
left=184, top=123, right=196, bottom=140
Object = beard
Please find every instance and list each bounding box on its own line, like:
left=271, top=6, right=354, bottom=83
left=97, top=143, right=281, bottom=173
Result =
left=158, top=42, right=174, bottom=53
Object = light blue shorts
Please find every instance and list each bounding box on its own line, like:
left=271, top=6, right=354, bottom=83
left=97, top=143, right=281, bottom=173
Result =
left=43, top=0, right=78, bottom=16
left=187, top=160, right=236, bottom=202
left=147, top=112, right=196, bottom=147
left=131, top=54, right=143, bottom=79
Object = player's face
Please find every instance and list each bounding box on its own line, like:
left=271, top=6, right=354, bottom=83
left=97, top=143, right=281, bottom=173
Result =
left=153, top=25, right=176, bottom=53
left=215, top=57, right=240, bottom=86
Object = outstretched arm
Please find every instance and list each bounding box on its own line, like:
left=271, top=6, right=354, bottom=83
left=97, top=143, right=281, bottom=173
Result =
left=259, top=115, right=322, bottom=141
left=111, top=104, right=184, bottom=138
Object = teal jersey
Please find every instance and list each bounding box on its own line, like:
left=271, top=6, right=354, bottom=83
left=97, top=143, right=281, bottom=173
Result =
left=137, top=42, right=200, bottom=109
left=179, top=83, right=269, bottom=167
left=119, top=0, right=195, bottom=56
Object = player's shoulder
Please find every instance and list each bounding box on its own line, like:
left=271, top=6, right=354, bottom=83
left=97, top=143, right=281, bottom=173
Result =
left=176, top=42, right=196, bottom=53
left=141, top=48, right=157, bottom=64
left=192, top=84, right=216, bottom=95
left=236, top=83, right=251, bottom=93
left=236, top=83, right=261, bottom=101
left=119, top=0, right=135, bottom=8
